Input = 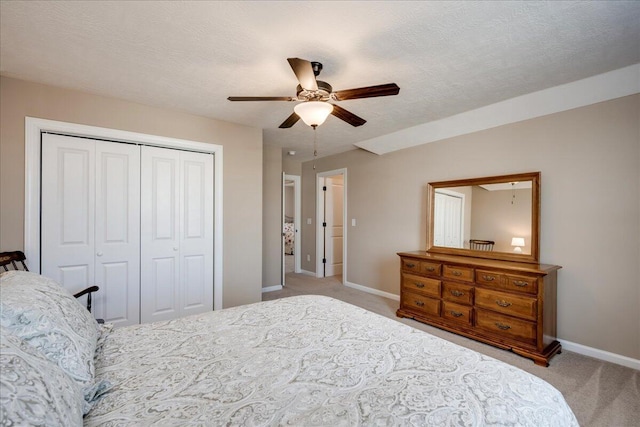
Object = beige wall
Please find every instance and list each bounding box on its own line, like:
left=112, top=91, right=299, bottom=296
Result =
left=0, top=76, right=263, bottom=308
left=471, top=187, right=532, bottom=252
left=301, top=94, right=640, bottom=359
left=262, top=144, right=283, bottom=288
left=283, top=154, right=302, bottom=176
left=284, top=186, right=294, bottom=219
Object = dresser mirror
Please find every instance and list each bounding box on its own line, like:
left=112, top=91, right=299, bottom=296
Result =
left=426, top=172, right=540, bottom=263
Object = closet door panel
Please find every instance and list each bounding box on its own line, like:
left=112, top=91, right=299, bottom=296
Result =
left=183, top=255, right=205, bottom=309
left=180, top=152, right=214, bottom=315
left=41, top=134, right=95, bottom=296
left=99, top=262, right=131, bottom=322
left=94, top=142, right=140, bottom=326
left=151, top=257, right=178, bottom=313
left=141, top=146, right=180, bottom=323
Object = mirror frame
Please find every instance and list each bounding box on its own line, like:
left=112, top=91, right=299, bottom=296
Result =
left=426, top=171, right=541, bottom=264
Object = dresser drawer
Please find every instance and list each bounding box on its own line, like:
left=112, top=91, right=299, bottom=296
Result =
left=503, top=274, right=538, bottom=294
left=442, top=282, right=474, bottom=305
left=401, top=258, right=421, bottom=273
left=442, top=301, right=472, bottom=325
left=476, top=309, right=536, bottom=345
left=421, top=261, right=442, bottom=276
left=402, top=273, right=440, bottom=298
left=476, top=269, right=501, bottom=286
left=475, top=288, right=537, bottom=321
left=443, top=265, right=474, bottom=282
left=402, top=291, right=440, bottom=316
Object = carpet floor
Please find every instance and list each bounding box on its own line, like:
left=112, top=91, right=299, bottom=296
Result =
left=263, top=273, right=640, bottom=427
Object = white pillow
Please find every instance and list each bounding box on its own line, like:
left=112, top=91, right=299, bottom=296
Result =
left=0, top=271, right=109, bottom=411
left=0, top=326, right=84, bottom=426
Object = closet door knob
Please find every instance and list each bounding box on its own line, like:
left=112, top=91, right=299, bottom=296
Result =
left=173, top=247, right=179, bottom=252
left=96, top=252, right=103, bottom=257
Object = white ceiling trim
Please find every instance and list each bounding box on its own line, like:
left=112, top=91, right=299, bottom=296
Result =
left=354, top=64, right=640, bottom=155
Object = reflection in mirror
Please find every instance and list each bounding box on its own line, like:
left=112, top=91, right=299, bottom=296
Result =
left=427, top=171, right=540, bottom=263
left=434, top=182, right=532, bottom=254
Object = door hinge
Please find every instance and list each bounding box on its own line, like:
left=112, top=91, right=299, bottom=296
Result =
left=323, top=186, right=327, bottom=191
left=322, top=258, right=327, bottom=264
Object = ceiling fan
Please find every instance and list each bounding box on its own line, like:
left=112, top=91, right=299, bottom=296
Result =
left=227, top=58, right=400, bottom=128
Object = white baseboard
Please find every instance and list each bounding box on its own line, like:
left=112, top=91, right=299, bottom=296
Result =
left=261, top=285, right=283, bottom=293
left=558, top=339, right=640, bottom=371
left=344, top=281, right=400, bottom=301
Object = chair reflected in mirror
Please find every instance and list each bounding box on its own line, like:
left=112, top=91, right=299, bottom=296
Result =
left=469, top=239, right=495, bottom=251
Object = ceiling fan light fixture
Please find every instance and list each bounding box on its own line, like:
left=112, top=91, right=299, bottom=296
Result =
left=294, top=101, right=333, bottom=127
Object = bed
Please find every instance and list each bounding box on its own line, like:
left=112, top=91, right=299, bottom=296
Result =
left=284, top=218, right=295, bottom=255
left=0, top=271, right=578, bottom=426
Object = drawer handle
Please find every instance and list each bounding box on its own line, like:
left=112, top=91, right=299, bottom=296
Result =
left=450, top=290, right=465, bottom=297
left=426, top=266, right=435, bottom=272
left=513, top=280, right=528, bottom=287
left=482, top=275, right=496, bottom=282
left=495, top=322, right=511, bottom=330
left=495, top=300, right=512, bottom=307
left=450, top=310, right=463, bottom=318
left=415, top=300, right=425, bottom=307
left=414, top=282, right=425, bottom=288
left=452, top=270, right=463, bottom=277
left=406, top=263, right=416, bottom=268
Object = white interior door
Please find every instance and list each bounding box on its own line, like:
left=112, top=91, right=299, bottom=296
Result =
left=434, top=191, right=463, bottom=248
left=41, top=134, right=96, bottom=294
left=325, top=178, right=344, bottom=276
left=179, top=151, right=214, bottom=316
left=140, top=146, right=214, bottom=323
left=141, top=146, right=181, bottom=323
left=41, top=134, right=140, bottom=326
left=93, top=141, right=140, bottom=326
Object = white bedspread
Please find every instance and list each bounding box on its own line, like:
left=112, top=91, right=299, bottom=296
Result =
left=85, top=295, right=578, bottom=426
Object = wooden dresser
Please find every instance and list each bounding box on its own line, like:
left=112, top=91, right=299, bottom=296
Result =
left=397, top=251, right=562, bottom=366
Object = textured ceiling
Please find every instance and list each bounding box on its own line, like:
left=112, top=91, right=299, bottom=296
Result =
left=1, top=1, right=639, bottom=161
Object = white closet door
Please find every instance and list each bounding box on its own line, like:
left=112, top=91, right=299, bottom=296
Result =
left=141, top=146, right=181, bottom=323
left=140, top=146, right=214, bottom=323
left=41, top=134, right=96, bottom=293
left=94, top=141, right=141, bottom=326
left=41, top=135, right=141, bottom=326
left=180, top=151, right=214, bottom=316
left=434, top=191, right=463, bottom=248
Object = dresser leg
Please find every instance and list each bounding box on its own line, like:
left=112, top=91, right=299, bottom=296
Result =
left=513, top=341, right=562, bottom=366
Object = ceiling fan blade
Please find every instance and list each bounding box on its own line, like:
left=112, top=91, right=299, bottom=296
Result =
left=333, top=83, right=400, bottom=101
left=279, top=112, right=301, bottom=128
left=227, top=96, right=295, bottom=101
left=287, top=58, right=318, bottom=91
left=330, top=104, right=366, bottom=127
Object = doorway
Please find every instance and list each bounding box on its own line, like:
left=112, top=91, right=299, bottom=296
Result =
left=316, top=169, right=346, bottom=280
left=39, top=133, right=215, bottom=326
left=282, top=174, right=301, bottom=286
left=23, top=117, right=224, bottom=314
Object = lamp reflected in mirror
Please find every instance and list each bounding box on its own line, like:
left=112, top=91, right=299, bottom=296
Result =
left=511, top=237, right=525, bottom=253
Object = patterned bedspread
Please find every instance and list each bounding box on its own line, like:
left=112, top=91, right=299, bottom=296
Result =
left=85, top=295, right=578, bottom=426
